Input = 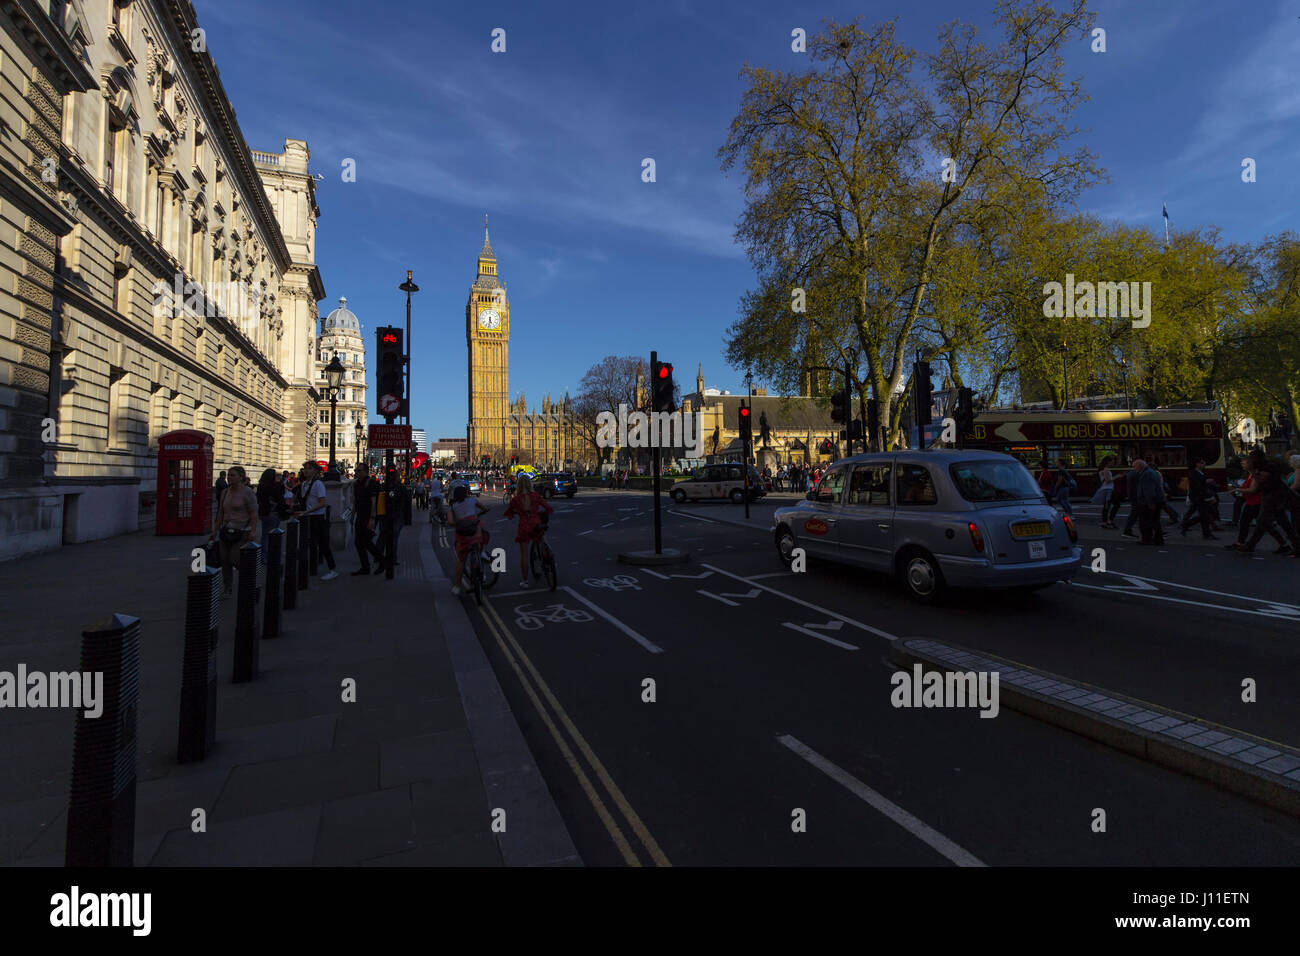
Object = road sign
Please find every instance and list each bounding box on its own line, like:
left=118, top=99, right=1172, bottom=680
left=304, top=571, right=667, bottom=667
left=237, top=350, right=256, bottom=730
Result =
left=368, top=424, right=412, bottom=450
left=378, top=394, right=401, bottom=416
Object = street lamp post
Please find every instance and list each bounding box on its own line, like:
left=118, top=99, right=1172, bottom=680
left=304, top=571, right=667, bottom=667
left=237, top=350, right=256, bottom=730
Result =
left=399, top=270, right=419, bottom=427
left=325, top=353, right=344, bottom=478
left=1119, top=358, right=1131, bottom=413
left=354, top=420, right=364, bottom=471
left=1060, top=343, right=1069, bottom=409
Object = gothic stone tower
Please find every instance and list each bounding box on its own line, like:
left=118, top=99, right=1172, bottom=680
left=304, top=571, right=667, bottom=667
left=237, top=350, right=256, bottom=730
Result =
left=467, top=218, right=509, bottom=462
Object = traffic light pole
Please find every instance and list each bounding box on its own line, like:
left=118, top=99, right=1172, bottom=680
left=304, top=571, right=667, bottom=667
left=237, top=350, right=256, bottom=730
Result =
left=650, top=350, right=663, bottom=554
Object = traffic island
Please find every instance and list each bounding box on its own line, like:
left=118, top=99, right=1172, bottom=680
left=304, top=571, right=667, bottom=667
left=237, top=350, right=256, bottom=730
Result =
left=618, top=548, right=692, bottom=566
left=890, top=638, right=1300, bottom=819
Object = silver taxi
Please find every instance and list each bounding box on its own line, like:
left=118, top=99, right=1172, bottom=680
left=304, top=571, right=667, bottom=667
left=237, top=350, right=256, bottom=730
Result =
left=773, top=450, right=1082, bottom=603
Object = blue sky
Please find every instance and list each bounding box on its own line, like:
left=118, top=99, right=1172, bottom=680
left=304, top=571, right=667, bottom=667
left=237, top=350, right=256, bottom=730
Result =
left=193, top=0, right=1300, bottom=440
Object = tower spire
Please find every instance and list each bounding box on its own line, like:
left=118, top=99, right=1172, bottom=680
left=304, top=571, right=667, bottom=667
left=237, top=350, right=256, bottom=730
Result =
left=480, top=214, right=494, bottom=259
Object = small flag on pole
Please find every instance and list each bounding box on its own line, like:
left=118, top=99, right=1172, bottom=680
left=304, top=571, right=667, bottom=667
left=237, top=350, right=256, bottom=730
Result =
left=1162, top=202, right=1170, bottom=249
left=1162, top=202, right=1168, bottom=220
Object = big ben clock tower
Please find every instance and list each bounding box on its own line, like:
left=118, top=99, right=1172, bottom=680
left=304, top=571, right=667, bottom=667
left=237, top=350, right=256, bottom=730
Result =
left=467, top=217, right=509, bottom=462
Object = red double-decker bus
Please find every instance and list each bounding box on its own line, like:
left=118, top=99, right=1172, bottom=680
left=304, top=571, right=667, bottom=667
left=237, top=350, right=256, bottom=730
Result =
left=959, top=404, right=1228, bottom=497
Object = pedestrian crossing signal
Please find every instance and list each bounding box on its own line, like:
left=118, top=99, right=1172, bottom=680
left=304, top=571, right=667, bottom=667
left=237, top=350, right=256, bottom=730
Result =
left=739, top=403, right=753, bottom=444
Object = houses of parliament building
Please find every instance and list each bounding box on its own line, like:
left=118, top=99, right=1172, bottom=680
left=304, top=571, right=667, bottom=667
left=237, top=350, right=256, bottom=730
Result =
left=465, top=220, right=579, bottom=469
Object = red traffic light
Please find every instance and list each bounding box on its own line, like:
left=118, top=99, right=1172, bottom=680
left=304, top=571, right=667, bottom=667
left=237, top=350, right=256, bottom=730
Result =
left=739, top=406, right=750, bottom=418
left=657, top=364, right=672, bottom=379
left=381, top=332, right=398, bottom=344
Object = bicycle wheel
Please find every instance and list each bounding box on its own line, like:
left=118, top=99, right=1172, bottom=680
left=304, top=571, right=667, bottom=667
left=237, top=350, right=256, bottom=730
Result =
left=542, top=546, right=557, bottom=592
left=529, top=540, right=543, bottom=578
left=470, top=553, right=484, bottom=606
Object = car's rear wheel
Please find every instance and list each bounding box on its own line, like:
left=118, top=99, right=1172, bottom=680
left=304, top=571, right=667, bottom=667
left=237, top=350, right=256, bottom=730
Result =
left=898, top=547, right=946, bottom=604
left=775, top=526, right=797, bottom=568
left=670, top=488, right=686, bottom=503
left=729, top=488, right=744, bottom=504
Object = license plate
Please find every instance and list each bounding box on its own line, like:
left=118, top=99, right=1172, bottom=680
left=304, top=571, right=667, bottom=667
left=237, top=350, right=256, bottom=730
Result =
left=1013, top=521, right=1050, bottom=539
left=1029, top=540, right=1047, bottom=560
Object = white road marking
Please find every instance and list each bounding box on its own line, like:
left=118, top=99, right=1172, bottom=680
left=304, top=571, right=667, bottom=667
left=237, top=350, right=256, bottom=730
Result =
left=698, top=590, right=739, bottom=607
left=666, top=510, right=717, bottom=524
left=642, top=568, right=715, bottom=580
left=777, top=735, right=985, bottom=867
left=601, top=522, right=614, bottom=528
left=781, top=622, right=859, bottom=650
left=578, top=530, right=593, bottom=536
left=1095, top=570, right=1300, bottom=611
left=700, top=564, right=901, bottom=642
left=1071, top=582, right=1300, bottom=621
left=747, top=571, right=789, bottom=580
left=560, top=586, right=664, bottom=654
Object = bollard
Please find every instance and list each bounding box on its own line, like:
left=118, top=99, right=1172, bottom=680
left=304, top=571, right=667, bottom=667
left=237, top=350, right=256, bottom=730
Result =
left=177, top=568, right=221, bottom=763
left=298, top=515, right=310, bottom=591
left=282, top=518, right=299, bottom=610
left=66, top=613, right=141, bottom=867
left=232, top=542, right=264, bottom=682
left=263, top=528, right=284, bottom=637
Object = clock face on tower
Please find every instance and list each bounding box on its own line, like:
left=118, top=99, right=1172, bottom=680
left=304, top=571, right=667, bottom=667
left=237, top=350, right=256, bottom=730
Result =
left=478, top=308, right=500, bottom=330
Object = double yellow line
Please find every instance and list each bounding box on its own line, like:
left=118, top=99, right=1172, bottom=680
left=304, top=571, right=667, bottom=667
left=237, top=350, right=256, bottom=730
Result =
left=477, top=597, right=670, bottom=867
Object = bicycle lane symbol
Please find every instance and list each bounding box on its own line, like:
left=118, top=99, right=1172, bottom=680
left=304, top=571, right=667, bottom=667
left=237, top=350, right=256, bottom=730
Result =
left=513, top=603, right=595, bottom=631
left=582, top=575, right=641, bottom=592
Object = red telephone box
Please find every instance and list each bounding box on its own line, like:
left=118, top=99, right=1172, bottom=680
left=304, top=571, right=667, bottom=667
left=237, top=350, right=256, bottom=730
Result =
left=156, top=430, right=214, bottom=535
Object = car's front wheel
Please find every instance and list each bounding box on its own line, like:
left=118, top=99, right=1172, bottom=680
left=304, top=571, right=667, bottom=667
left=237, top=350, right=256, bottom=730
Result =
left=729, top=488, right=745, bottom=504
left=775, top=526, right=797, bottom=568
left=897, top=547, right=947, bottom=604
left=670, top=488, right=686, bottom=503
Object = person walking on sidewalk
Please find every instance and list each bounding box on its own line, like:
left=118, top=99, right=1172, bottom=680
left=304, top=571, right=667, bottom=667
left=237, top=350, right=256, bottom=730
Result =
left=1092, top=457, right=1116, bottom=528
left=256, top=467, right=290, bottom=551
left=1134, top=459, right=1166, bottom=545
left=1119, top=462, right=1142, bottom=538
left=209, top=465, right=258, bottom=595
left=350, top=462, right=384, bottom=575
left=1178, top=458, right=1218, bottom=540
left=1051, top=460, right=1075, bottom=516
left=1225, top=457, right=1285, bottom=552
left=299, top=462, right=339, bottom=580
left=1236, top=449, right=1300, bottom=556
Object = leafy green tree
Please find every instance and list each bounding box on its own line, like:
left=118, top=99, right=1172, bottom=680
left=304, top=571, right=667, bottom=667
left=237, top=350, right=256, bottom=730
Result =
left=720, top=2, right=1100, bottom=446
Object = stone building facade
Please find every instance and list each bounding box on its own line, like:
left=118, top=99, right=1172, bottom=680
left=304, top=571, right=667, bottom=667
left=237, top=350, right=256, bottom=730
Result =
left=0, top=0, right=323, bottom=559
left=313, top=297, right=366, bottom=470
left=683, top=366, right=837, bottom=468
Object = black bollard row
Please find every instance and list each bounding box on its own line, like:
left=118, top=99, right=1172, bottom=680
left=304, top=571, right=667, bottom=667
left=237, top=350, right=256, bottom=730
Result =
left=307, top=514, right=318, bottom=577
left=66, top=613, right=140, bottom=867
left=232, top=542, right=263, bottom=683
left=263, top=528, right=284, bottom=637
left=282, top=518, right=299, bottom=610
left=177, top=568, right=221, bottom=763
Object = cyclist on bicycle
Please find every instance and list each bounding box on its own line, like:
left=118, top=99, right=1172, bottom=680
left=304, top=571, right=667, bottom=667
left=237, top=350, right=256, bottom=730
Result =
left=504, top=473, right=553, bottom=588
left=449, top=484, right=489, bottom=596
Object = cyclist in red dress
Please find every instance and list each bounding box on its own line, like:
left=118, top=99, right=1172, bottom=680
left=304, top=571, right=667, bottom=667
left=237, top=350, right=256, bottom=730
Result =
left=504, top=474, right=553, bottom=588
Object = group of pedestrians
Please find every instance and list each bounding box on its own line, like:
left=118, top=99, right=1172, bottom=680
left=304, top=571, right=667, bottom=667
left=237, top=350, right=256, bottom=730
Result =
left=1078, top=450, right=1300, bottom=554
left=209, top=460, right=338, bottom=594
left=774, top=464, right=815, bottom=493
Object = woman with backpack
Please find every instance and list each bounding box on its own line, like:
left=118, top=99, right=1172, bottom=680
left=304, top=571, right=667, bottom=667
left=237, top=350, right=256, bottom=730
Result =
left=256, top=468, right=291, bottom=551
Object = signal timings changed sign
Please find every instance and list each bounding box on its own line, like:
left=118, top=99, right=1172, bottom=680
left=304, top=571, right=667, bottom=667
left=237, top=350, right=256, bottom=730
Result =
left=368, top=424, right=413, bottom=450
